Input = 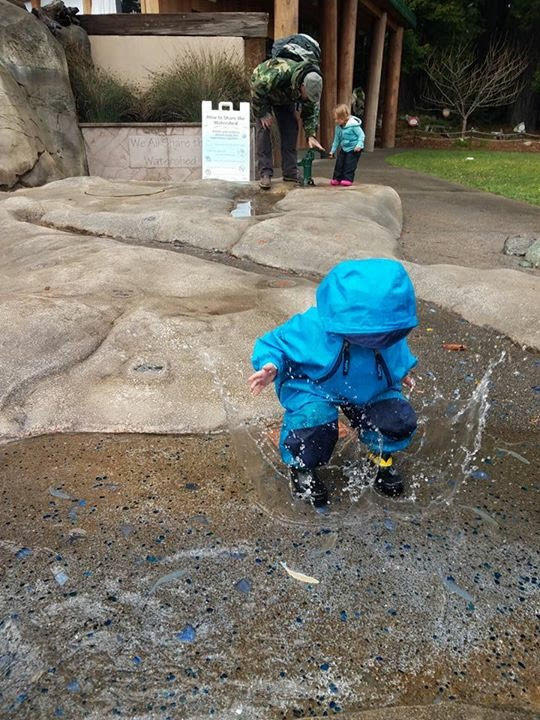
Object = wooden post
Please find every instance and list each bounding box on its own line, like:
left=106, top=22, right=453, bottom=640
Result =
left=142, top=0, right=161, bottom=12
left=338, top=0, right=358, bottom=106
left=82, top=0, right=92, bottom=14
left=381, top=25, right=403, bottom=148
left=321, top=0, right=338, bottom=149
left=273, top=0, right=298, bottom=39
left=363, top=11, right=386, bottom=151
left=30, top=0, right=41, bottom=8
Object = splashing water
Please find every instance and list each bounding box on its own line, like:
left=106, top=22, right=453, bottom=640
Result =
left=202, top=349, right=505, bottom=528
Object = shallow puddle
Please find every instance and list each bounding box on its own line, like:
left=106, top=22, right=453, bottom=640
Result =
left=0, top=307, right=538, bottom=718
left=0, top=426, right=537, bottom=719
left=230, top=192, right=284, bottom=218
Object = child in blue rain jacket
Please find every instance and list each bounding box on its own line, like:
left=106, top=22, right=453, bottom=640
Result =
left=329, top=104, right=365, bottom=186
left=249, top=259, right=418, bottom=508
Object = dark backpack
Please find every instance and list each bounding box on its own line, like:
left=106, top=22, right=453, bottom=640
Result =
left=271, top=33, right=321, bottom=66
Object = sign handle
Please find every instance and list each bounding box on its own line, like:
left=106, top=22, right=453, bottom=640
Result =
left=218, top=102, right=234, bottom=111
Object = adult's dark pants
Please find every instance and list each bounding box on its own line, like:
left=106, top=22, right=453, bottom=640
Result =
left=256, top=103, right=299, bottom=180
left=332, top=149, right=361, bottom=183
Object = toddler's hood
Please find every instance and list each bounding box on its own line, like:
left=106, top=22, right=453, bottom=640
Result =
left=345, top=116, right=362, bottom=127
left=316, top=259, right=418, bottom=336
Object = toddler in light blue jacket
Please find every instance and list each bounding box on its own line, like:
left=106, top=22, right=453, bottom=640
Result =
left=249, top=259, right=418, bottom=508
left=329, top=103, right=365, bottom=186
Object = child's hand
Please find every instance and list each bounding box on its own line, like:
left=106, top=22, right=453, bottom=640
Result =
left=249, top=363, right=278, bottom=396
left=329, top=152, right=335, bottom=158
left=260, top=114, right=274, bottom=129
left=354, top=146, right=362, bottom=153
left=402, top=374, right=416, bottom=391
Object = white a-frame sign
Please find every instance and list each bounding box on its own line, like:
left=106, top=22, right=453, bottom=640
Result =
left=201, top=101, right=251, bottom=182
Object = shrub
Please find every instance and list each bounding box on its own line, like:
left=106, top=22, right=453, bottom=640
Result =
left=69, top=64, right=140, bottom=123
left=142, top=51, right=250, bottom=123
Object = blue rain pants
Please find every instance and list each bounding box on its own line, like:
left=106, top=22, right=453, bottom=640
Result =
left=279, top=387, right=417, bottom=469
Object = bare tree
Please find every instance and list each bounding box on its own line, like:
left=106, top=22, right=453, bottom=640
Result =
left=423, top=39, right=528, bottom=136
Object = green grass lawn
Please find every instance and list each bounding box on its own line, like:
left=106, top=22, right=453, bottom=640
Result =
left=386, top=150, right=540, bottom=206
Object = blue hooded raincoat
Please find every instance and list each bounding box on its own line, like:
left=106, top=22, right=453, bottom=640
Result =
left=252, top=259, right=419, bottom=467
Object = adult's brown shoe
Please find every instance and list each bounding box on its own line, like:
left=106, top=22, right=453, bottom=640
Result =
left=259, top=175, right=271, bottom=190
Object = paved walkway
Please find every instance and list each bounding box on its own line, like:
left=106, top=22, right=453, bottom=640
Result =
left=312, top=149, right=540, bottom=270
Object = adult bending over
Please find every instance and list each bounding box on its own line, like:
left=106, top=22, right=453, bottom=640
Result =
left=251, top=34, right=324, bottom=189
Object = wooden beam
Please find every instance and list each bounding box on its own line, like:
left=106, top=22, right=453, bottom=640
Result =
left=359, top=0, right=381, bottom=18
left=320, top=0, right=338, bottom=149
left=363, top=11, right=386, bottom=151
left=78, top=12, right=270, bottom=37
left=381, top=25, right=403, bottom=148
left=273, top=0, right=298, bottom=39
left=244, top=37, right=266, bottom=72
left=360, top=0, right=398, bottom=29
left=82, top=0, right=92, bottom=12
left=338, top=0, right=358, bottom=106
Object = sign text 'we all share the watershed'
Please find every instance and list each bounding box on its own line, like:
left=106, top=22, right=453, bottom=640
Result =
left=129, top=134, right=201, bottom=169
left=202, top=101, right=251, bottom=182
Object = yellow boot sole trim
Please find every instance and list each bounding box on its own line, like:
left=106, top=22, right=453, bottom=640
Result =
left=368, top=452, right=393, bottom=468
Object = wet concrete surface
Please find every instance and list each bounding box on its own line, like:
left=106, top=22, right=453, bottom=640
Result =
left=0, top=302, right=539, bottom=720
left=311, top=151, right=540, bottom=272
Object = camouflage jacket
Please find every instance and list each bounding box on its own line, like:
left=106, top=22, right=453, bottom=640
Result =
left=250, top=58, right=320, bottom=139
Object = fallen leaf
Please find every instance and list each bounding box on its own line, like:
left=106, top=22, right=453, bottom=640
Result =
left=266, top=427, right=281, bottom=447
left=338, top=420, right=353, bottom=439
left=442, top=343, right=467, bottom=351
left=280, top=561, right=320, bottom=585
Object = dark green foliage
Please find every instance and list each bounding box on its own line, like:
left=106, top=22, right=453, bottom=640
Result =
left=401, top=0, right=539, bottom=129
left=402, top=0, right=483, bottom=75
left=121, top=0, right=140, bottom=11
left=141, top=52, right=250, bottom=123
left=67, top=52, right=250, bottom=124
left=70, top=65, right=140, bottom=123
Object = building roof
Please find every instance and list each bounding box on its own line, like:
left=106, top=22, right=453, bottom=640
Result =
left=386, top=0, right=416, bottom=28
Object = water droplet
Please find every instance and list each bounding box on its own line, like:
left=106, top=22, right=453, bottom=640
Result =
left=52, top=566, right=68, bottom=586
left=470, top=469, right=489, bottom=480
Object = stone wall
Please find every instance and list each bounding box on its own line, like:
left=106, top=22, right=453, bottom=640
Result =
left=81, top=123, right=255, bottom=182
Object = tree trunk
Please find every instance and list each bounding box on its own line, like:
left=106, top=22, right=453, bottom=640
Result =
left=461, top=115, right=468, bottom=137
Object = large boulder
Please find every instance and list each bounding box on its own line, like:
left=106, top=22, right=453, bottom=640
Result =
left=0, top=190, right=313, bottom=441
left=0, top=0, right=87, bottom=189
left=232, top=183, right=400, bottom=273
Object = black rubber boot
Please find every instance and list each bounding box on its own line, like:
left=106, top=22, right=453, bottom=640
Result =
left=290, top=468, right=329, bottom=508
left=369, top=453, right=404, bottom=497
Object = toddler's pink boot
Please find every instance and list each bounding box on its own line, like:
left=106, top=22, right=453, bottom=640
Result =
left=340, top=180, right=353, bottom=187
left=330, top=179, right=340, bottom=186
